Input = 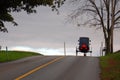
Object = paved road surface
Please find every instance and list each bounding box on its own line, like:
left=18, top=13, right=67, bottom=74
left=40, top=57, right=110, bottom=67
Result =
left=0, top=56, right=100, bottom=80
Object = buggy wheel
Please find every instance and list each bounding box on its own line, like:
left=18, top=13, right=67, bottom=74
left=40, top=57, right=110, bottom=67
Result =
left=76, top=51, right=78, bottom=56
left=84, top=53, right=86, bottom=56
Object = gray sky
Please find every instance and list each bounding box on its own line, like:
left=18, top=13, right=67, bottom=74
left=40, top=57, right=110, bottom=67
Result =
left=0, top=2, right=120, bottom=56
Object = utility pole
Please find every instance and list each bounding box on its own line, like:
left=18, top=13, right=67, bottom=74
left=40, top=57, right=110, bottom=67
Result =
left=6, top=46, right=9, bottom=60
left=0, top=46, right=1, bottom=51
left=64, top=42, right=66, bottom=56
left=100, top=42, right=103, bottom=56
left=6, top=46, right=8, bottom=52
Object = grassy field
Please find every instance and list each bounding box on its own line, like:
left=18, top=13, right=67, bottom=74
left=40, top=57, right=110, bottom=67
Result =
left=0, top=51, right=42, bottom=62
left=100, top=52, right=120, bottom=80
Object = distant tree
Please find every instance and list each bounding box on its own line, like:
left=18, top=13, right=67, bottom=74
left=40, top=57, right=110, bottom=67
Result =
left=68, top=0, right=120, bottom=55
left=0, top=0, right=65, bottom=32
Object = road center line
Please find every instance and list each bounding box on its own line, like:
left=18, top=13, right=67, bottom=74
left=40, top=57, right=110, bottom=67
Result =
left=15, top=56, right=64, bottom=80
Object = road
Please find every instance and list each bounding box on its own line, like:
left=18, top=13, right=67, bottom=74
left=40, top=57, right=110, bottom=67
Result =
left=0, top=56, right=100, bottom=80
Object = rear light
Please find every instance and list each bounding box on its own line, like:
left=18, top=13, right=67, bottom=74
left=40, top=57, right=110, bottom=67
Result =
left=79, top=44, right=88, bottom=51
left=82, top=44, right=86, bottom=48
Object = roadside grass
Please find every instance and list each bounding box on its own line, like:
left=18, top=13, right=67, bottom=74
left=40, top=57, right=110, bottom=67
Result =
left=100, top=52, right=120, bottom=80
left=0, top=51, right=42, bottom=62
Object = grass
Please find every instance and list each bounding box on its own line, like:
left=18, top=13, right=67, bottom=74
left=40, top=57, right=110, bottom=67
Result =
left=100, top=52, right=120, bottom=80
left=0, top=50, right=42, bottom=62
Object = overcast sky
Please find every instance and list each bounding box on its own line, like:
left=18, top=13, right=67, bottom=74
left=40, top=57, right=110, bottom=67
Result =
left=0, top=1, right=120, bottom=56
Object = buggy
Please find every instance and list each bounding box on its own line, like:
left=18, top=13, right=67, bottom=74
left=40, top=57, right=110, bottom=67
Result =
left=76, top=37, right=92, bottom=56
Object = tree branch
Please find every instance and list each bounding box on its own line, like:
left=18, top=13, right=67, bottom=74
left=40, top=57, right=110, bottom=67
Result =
left=83, top=9, right=97, bottom=14
left=115, top=10, right=120, bottom=16
left=115, top=16, right=120, bottom=22
left=0, top=20, right=8, bottom=32
left=89, top=0, right=108, bottom=39
left=115, top=21, right=120, bottom=25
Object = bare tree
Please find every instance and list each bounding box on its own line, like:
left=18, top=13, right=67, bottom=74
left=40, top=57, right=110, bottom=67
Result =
left=69, top=0, right=120, bottom=55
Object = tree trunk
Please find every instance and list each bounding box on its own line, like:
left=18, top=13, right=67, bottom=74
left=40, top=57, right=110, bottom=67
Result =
left=110, top=29, right=113, bottom=53
left=105, top=37, right=111, bottom=55
left=110, top=0, right=115, bottom=53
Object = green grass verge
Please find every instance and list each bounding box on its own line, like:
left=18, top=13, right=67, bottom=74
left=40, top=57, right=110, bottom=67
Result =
left=100, top=52, right=120, bottom=80
left=0, top=51, right=42, bottom=62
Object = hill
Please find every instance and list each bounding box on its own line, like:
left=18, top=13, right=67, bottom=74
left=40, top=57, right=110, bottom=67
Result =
left=0, top=51, right=42, bottom=62
left=100, top=52, right=120, bottom=80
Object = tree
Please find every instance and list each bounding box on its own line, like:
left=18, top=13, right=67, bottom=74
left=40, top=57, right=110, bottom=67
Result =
left=69, top=0, right=120, bottom=55
left=0, top=0, right=65, bottom=32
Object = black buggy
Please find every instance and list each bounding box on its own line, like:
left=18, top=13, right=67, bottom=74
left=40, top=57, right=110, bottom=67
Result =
left=76, top=37, right=92, bottom=56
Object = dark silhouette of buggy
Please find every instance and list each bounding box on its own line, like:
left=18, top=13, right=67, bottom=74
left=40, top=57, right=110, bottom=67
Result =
left=76, top=37, right=92, bottom=56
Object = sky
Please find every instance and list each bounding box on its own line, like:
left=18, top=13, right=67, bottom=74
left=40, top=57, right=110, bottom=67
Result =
left=0, top=1, right=120, bottom=56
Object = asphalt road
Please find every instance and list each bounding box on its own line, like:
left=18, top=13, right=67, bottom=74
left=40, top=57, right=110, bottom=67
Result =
left=0, top=56, right=100, bottom=80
